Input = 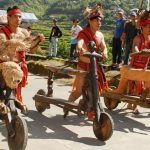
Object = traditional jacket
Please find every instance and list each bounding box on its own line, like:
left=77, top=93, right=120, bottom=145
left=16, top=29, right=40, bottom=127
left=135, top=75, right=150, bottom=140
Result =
left=0, top=25, right=28, bottom=102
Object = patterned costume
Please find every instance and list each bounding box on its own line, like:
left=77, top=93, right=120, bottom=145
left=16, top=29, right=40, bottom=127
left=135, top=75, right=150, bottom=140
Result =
left=0, top=26, right=28, bottom=102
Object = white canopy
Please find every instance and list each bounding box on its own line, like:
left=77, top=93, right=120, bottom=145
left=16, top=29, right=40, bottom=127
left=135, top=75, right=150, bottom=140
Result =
left=0, top=10, right=38, bottom=24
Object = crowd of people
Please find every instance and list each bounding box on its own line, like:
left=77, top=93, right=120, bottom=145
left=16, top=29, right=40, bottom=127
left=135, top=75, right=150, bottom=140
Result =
left=0, top=3, right=150, bottom=116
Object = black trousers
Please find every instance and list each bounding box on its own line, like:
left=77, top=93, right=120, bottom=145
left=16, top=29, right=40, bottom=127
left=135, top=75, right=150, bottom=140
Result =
left=112, top=37, right=122, bottom=64
left=70, top=43, right=77, bottom=58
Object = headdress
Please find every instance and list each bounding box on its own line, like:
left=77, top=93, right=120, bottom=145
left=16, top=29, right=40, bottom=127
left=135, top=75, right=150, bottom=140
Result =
left=139, top=10, right=150, bottom=26
left=83, top=3, right=104, bottom=20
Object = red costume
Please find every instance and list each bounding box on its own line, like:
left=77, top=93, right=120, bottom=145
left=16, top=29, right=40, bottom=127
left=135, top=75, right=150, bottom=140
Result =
left=77, top=27, right=108, bottom=93
left=129, top=34, right=150, bottom=94
left=0, top=25, right=28, bottom=102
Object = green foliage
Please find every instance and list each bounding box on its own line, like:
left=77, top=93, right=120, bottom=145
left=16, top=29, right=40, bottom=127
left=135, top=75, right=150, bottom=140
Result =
left=0, top=0, right=149, bottom=64
left=57, top=38, right=70, bottom=59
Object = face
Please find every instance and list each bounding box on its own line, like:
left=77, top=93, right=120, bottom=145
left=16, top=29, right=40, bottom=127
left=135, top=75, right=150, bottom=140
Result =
left=7, top=13, right=22, bottom=27
left=117, top=12, right=124, bottom=18
left=89, top=17, right=102, bottom=31
left=142, top=24, right=150, bottom=35
left=130, top=16, right=136, bottom=21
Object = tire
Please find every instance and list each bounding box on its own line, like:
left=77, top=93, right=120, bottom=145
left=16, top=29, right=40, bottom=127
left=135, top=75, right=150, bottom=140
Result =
left=93, top=112, right=114, bottom=141
left=35, top=101, right=47, bottom=113
left=104, top=97, right=119, bottom=110
left=35, top=89, right=47, bottom=113
left=8, top=115, right=28, bottom=150
left=37, top=89, right=46, bottom=95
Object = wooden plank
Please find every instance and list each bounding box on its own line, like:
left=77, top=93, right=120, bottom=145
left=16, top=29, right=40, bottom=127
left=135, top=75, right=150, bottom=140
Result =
left=33, top=94, right=79, bottom=109
left=26, top=53, right=46, bottom=60
left=46, top=65, right=87, bottom=75
left=102, top=91, right=140, bottom=101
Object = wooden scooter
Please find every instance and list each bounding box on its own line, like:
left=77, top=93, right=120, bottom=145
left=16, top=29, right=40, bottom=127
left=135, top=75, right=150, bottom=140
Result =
left=33, top=41, right=114, bottom=141
left=0, top=75, right=28, bottom=150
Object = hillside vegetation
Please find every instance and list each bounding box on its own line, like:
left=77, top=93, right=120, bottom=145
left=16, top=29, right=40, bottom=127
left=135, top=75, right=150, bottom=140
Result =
left=0, top=0, right=148, bottom=63
left=0, top=0, right=146, bottom=20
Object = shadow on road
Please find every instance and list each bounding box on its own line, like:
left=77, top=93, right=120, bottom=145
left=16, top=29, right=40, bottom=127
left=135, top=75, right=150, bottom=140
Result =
left=26, top=110, right=106, bottom=146
left=105, top=108, right=150, bottom=135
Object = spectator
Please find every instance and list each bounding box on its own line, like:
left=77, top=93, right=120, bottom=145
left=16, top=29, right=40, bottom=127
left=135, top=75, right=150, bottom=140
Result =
left=70, top=19, right=82, bottom=61
left=122, top=11, right=139, bottom=65
left=112, top=10, right=126, bottom=67
left=48, top=18, right=62, bottom=57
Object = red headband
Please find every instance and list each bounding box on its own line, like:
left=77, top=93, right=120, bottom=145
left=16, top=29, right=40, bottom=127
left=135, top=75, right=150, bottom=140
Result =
left=7, top=9, right=22, bottom=16
left=139, top=20, right=150, bottom=27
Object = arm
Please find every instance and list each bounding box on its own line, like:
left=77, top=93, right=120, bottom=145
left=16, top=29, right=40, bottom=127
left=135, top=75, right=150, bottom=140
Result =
left=99, top=34, right=108, bottom=60
left=29, top=34, right=45, bottom=53
left=132, top=36, right=141, bottom=53
left=76, top=37, right=91, bottom=64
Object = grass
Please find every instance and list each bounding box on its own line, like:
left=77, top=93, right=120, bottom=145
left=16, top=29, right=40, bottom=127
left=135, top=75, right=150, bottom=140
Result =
left=31, top=20, right=113, bottom=64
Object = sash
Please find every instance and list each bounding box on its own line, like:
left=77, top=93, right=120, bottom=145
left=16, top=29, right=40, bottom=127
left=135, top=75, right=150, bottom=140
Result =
left=77, top=27, right=107, bottom=93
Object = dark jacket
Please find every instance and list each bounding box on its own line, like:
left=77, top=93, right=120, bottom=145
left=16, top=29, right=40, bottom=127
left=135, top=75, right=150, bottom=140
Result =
left=49, top=26, right=62, bottom=41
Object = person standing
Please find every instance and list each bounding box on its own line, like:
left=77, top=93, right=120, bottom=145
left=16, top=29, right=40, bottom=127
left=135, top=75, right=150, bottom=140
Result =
left=70, top=19, right=82, bottom=60
left=48, top=19, right=62, bottom=57
left=112, top=10, right=126, bottom=67
left=0, top=6, right=45, bottom=113
left=122, top=11, right=139, bottom=65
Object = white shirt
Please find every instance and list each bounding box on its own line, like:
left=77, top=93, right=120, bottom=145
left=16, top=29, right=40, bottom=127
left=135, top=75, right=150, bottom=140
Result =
left=71, top=25, right=82, bottom=40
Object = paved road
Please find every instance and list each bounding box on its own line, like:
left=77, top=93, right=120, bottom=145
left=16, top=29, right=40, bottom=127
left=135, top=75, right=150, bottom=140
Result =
left=0, top=74, right=150, bottom=150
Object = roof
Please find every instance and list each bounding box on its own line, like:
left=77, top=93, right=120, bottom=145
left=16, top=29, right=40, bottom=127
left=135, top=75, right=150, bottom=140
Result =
left=0, top=10, right=38, bottom=24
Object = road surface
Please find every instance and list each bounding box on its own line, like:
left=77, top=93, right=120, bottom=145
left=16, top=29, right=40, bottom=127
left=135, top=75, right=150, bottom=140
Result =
left=0, top=73, right=150, bottom=150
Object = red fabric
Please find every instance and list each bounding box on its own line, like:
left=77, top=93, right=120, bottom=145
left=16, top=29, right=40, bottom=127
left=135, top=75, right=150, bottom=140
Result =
left=130, top=34, right=150, bottom=69
left=0, top=25, right=28, bottom=102
left=77, top=27, right=108, bottom=93
left=139, top=20, right=150, bottom=27
left=129, top=34, right=150, bottom=95
left=7, top=9, right=22, bottom=16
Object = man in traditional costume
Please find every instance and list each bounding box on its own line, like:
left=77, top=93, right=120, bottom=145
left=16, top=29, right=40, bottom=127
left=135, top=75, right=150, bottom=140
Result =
left=0, top=6, right=44, bottom=113
left=65, top=4, right=108, bottom=119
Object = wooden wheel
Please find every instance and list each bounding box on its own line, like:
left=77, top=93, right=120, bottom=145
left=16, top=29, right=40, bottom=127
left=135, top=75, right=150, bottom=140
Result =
left=93, top=112, right=114, bottom=141
left=35, top=89, right=48, bottom=113
left=104, top=97, right=119, bottom=110
left=37, top=89, right=46, bottom=95
left=8, top=115, right=28, bottom=150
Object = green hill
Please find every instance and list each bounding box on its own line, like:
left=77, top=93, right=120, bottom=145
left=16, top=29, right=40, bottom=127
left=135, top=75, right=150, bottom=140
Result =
left=0, top=0, right=146, bottom=20
left=0, top=0, right=148, bottom=62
